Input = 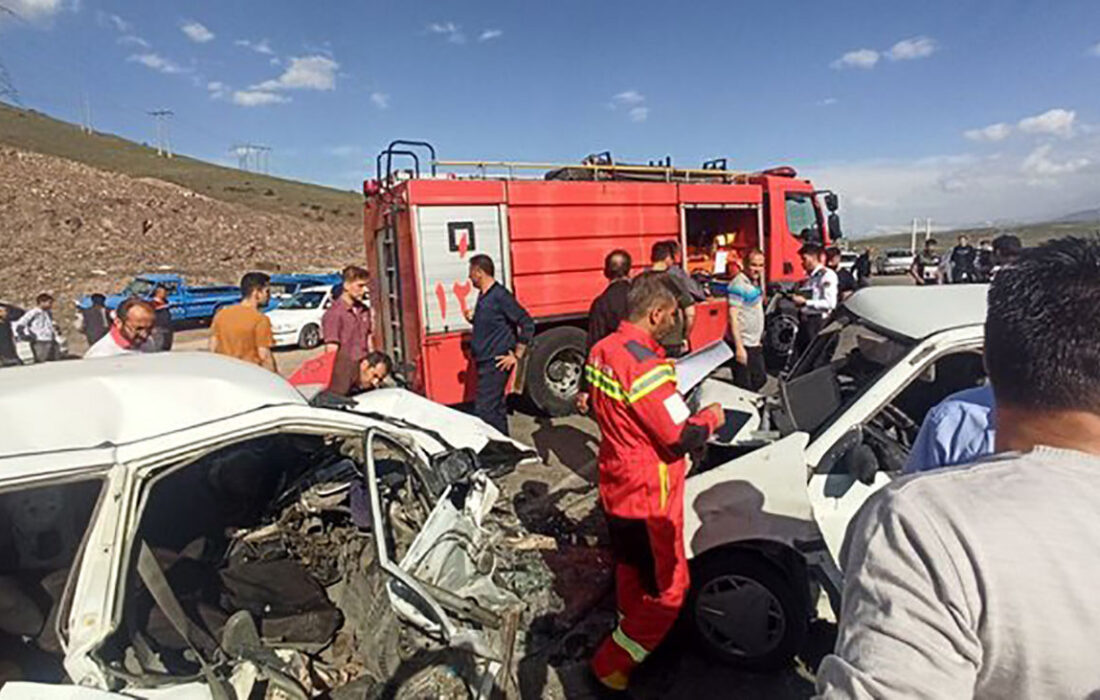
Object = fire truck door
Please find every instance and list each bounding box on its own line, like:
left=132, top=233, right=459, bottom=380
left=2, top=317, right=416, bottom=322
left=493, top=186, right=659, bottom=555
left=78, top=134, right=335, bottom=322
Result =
left=415, top=205, right=507, bottom=334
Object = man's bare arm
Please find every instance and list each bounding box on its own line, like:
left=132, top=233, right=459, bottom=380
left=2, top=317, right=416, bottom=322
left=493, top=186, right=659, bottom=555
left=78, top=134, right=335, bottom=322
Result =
left=258, top=346, right=278, bottom=373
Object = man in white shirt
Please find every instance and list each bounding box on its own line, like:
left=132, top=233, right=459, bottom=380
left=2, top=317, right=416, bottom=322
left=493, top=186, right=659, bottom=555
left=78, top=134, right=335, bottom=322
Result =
left=12, top=293, right=61, bottom=363
left=85, top=298, right=157, bottom=358
left=816, top=236, right=1100, bottom=699
left=791, top=243, right=838, bottom=354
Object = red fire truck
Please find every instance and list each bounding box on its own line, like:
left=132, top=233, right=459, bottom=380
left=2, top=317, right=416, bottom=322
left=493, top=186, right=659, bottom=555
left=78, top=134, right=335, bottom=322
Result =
left=363, top=142, right=841, bottom=415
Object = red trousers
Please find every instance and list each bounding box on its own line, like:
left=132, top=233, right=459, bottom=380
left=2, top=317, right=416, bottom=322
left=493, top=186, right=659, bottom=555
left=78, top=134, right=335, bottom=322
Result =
left=591, top=495, right=689, bottom=689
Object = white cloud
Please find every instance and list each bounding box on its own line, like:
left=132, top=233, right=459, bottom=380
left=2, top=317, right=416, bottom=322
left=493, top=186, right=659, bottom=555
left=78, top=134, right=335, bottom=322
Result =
left=819, top=97, right=838, bottom=106
left=235, top=38, right=273, bottom=55
left=1021, top=144, right=1089, bottom=178
left=831, top=48, right=880, bottom=69
left=181, top=20, right=214, bottom=43
left=4, top=0, right=64, bottom=21
left=117, top=34, right=149, bottom=48
left=478, top=29, right=502, bottom=42
left=269, top=57, right=280, bottom=66
left=628, top=106, right=649, bottom=123
left=127, top=53, right=186, bottom=75
left=887, top=36, right=937, bottom=61
left=1018, top=108, right=1076, bottom=138
left=253, top=55, right=338, bottom=91
left=427, top=21, right=466, bottom=44
left=206, top=81, right=228, bottom=99
left=612, top=90, right=645, bottom=106
left=232, top=90, right=290, bottom=107
left=1088, top=42, right=1100, bottom=57
left=95, top=10, right=129, bottom=32
left=964, top=122, right=1012, bottom=142
left=370, top=91, right=390, bottom=109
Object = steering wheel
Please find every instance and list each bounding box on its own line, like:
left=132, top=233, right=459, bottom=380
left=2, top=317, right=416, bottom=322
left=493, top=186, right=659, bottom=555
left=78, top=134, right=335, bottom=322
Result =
left=875, top=402, right=920, bottom=449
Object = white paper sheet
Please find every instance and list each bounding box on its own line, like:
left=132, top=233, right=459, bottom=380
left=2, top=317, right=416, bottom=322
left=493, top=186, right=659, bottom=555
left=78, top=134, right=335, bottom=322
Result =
left=675, top=340, right=733, bottom=394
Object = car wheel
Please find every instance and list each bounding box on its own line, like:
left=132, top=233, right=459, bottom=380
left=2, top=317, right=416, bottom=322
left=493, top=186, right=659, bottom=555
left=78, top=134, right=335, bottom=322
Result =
left=524, top=326, right=587, bottom=417
left=299, top=323, right=322, bottom=349
left=687, top=548, right=809, bottom=671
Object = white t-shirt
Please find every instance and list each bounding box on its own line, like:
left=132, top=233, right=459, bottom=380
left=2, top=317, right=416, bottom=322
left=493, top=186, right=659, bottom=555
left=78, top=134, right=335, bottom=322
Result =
left=84, top=328, right=156, bottom=358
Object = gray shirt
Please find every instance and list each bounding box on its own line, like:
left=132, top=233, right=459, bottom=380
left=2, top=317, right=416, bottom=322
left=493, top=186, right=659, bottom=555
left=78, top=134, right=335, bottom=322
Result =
left=816, top=447, right=1100, bottom=699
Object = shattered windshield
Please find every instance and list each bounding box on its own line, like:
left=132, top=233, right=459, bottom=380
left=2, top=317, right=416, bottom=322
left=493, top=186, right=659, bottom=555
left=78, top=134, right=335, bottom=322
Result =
left=785, top=310, right=914, bottom=430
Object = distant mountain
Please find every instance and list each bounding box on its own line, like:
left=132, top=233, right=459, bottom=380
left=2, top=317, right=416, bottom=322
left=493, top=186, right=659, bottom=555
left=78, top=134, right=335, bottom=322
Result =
left=1055, top=208, right=1100, bottom=223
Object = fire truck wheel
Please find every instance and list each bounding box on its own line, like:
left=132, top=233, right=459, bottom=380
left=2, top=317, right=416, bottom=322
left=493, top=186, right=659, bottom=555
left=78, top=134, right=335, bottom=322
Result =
left=526, top=326, right=588, bottom=417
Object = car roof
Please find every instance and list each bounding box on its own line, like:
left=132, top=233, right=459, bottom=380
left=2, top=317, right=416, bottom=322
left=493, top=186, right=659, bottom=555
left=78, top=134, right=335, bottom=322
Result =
left=0, top=353, right=306, bottom=459
left=842, top=284, right=987, bottom=340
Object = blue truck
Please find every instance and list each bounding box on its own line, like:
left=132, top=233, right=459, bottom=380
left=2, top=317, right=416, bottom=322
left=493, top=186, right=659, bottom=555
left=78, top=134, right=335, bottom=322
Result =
left=79, top=272, right=343, bottom=324
left=78, top=274, right=241, bottom=324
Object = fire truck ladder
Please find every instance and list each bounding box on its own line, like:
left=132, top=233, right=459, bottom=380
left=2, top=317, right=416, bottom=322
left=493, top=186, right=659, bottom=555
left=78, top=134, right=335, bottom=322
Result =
left=431, top=157, right=751, bottom=183
left=378, top=206, right=405, bottom=365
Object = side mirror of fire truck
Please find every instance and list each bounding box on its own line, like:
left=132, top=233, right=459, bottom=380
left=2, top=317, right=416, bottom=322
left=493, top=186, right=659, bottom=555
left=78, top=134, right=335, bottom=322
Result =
left=828, top=212, right=843, bottom=240
left=824, top=191, right=840, bottom=212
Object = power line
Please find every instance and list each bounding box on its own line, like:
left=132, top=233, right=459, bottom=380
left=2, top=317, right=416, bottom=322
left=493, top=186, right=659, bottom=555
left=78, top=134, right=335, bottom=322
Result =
left=147, top=109, right=174, bottom=158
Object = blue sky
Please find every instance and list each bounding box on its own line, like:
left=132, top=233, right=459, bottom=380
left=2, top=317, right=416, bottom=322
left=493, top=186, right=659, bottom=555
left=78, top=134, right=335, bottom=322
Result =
left=3, top=0, right=1100, bottom=235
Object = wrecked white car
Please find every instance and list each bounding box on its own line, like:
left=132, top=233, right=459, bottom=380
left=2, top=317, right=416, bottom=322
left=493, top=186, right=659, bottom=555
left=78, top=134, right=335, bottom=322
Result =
left=0, top=353, right=537, bottom=699
left=680, top=285, right=988, bottom=671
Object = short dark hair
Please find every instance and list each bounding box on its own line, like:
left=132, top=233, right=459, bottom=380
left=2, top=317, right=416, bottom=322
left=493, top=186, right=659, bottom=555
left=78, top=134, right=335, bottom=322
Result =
left=992, top=234, right=1022, bottom=259
left=604, top=249, right=632, bottom=280
left=926, top=238, right=938, bottom=247
left=36, top=293, right=53, bottom=305
left=342, top=265, right=369, bottom=283
left=798, top=243, right=825, bottom=258
left=363, top=350, right=393, bottom=373
left=986, top=236, right=1100, bottom=413
left=626, top=271, right=677, bottom=322
left=240, top=272, right=271, bottom=299
left=826, top=246, right=842, bottom=261
left=117, top=297, right=154, bottom=320
left=90, top=293, right=106, bottom=305
left=650, top=241, right=675, bottom=264
left=469, top=254, right=495, bottom=277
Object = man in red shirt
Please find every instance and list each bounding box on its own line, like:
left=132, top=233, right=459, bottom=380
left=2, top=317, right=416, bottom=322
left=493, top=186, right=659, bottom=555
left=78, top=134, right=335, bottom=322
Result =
left=586, top=271, right=724, bottom=691
left=322, top=266, right=374, bottom=395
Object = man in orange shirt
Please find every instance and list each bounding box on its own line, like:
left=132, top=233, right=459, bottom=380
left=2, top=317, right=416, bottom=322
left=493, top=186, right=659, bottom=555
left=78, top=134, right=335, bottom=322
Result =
left=209, top=272, right=277, bottom=372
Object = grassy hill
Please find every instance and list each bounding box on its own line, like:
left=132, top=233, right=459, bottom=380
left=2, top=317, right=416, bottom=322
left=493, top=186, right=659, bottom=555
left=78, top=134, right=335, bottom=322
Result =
left=855, top=218, right=1100, bottom=251
left=0, top=102, right=362, bottom=224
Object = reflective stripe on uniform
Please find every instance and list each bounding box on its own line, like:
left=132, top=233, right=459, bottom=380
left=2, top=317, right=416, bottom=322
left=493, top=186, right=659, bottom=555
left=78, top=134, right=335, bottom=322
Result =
left=627, top=363, right=676, bottom=403
left=658, top=462, right=669, bottom=510
left=611, top=625, right=650, bottom=664
left=586, top=364, right=625, bottom=401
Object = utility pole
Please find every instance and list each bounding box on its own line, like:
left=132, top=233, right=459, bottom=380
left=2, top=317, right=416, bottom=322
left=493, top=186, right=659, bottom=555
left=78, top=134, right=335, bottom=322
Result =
left=147, top=109, right=174, bottom=158
left=925, top=217, right=932, bottom=242
left=230, top=143, right=272, bottom=173
left=79, top=91, right=92, bottom=134
left=910, top=217, right=918, bottom=254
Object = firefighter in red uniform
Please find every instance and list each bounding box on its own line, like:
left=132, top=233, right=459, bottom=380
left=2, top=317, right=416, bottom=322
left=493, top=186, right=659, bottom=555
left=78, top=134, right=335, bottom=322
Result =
left=585, top=272, right=725, bottom=690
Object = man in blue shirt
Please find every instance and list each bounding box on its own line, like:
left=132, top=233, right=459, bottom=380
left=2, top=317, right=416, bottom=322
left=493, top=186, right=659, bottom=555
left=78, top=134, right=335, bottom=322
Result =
left=465, top=254, right=535, bottom=436
left=902, top=383, right=995, bottom=474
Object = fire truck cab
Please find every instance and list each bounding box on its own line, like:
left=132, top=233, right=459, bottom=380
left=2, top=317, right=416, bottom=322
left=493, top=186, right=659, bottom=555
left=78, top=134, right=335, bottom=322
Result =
left=363, top=142, right=841, bottom=415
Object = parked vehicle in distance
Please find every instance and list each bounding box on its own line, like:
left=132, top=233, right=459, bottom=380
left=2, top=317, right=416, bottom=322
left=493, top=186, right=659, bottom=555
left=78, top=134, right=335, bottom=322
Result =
left=876, top=248, right=915, bottom=275
left=838, top=250, right=858, bottom=271
left=1, top=300, right=69, bottom=364
left=77, top=274, right=240, bottom=324
left=266, top=284, right=334, bottom=348
left=680, top=285, right=988, bottom=671
left=265, top=272, right=342, bottom=310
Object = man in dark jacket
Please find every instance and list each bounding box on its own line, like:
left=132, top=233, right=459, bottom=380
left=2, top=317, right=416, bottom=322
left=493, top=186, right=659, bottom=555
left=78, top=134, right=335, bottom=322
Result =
left=465, top=254, right=535, bottom=435
left=577, top=249, right=633, bottom=414
left=78, top=294, right=111, bottom=347
left=150, top=285, right=174, bottom=351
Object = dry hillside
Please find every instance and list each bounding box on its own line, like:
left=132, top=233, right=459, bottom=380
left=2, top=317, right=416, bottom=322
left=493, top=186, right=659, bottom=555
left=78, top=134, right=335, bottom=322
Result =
left=0, top=146, right=364, bottom=323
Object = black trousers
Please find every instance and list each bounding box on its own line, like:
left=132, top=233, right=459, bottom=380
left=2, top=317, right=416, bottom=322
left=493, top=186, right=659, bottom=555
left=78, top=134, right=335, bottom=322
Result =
left=796, top=314, right=825, bottom=359
left=475, top=362, right=510, bottom=436
left=31, top=340, right=59, bottom=363
left=732, top=345, right=767, bottom=392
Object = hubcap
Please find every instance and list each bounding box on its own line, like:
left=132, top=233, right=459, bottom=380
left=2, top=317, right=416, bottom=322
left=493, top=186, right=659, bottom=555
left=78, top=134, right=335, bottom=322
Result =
left=303, top=326, right=320, bottom=347
left=545, top=347, right=584, bottom=399
left=695, top=574, right=786, bottom=658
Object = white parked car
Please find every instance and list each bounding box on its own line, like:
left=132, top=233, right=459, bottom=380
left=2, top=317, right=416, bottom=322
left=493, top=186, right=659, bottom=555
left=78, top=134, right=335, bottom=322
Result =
left=266, top=285, right=333, bottom=349
left=837, top=250, right=858, bottom=272
left=0, top=353, right=537, bottom=699
left=876, top=248, right=915, bottom=275
left=678, top=285, right=988, bottom=670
